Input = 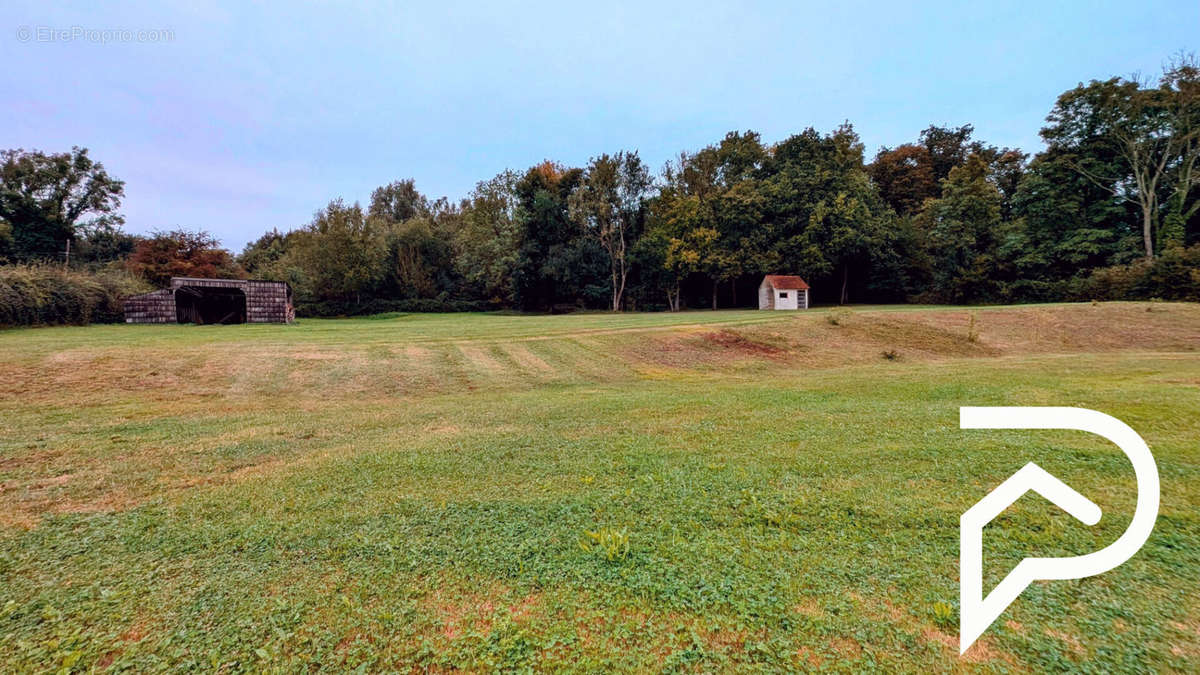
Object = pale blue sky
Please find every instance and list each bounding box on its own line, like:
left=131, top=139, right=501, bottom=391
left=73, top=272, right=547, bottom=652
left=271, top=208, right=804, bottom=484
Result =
left=2, top=1, right=1196, bottom=251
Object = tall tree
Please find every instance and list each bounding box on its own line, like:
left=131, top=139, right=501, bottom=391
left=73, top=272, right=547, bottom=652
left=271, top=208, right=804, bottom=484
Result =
left=920, top=124, right=980, bottom=184
left=758, top=124, right=899, bottom=304
left=916, top=155, right=1005, bottom=302
left=513, top=162, right=599, bottom=310
left=368, top=179, right=429, bottom=224
left=290, top=199, right=385, bottom=304
left=1009, top=149, right=1136, bottom=281
left=569, top=151, right=652, bottom=311
left=453, top=170, right=522, bottom=305
left=239, top=229, right=292, bottom=277
left=1042, top=56, right=1200, bottom=258
left=1161, top=55, right=1200, bottom=247
left=0, top=147, right=124, bottom=261
left=869, top=143, right=938, bottom=216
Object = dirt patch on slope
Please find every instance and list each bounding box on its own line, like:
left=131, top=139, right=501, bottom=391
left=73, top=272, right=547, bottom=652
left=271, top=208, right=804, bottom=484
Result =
left=700, top=329, right=786, bottom=357
left=625, top=303, right=1200, bottom=371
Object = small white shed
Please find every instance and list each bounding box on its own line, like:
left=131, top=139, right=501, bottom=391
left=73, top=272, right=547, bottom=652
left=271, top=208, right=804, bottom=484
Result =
left=758, top=275, right=810, bottom=310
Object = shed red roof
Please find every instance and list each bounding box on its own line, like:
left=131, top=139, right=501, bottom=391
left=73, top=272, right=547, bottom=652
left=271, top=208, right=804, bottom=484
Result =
left=762, top=275, right=809, bottom=290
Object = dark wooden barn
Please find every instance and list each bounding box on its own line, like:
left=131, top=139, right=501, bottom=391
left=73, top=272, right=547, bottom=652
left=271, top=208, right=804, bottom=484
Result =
left=124, top=277, right=294, bottom=324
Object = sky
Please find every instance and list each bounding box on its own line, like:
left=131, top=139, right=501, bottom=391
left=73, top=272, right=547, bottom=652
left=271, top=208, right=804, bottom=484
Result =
left=2, top=1, right=1197, bottom=252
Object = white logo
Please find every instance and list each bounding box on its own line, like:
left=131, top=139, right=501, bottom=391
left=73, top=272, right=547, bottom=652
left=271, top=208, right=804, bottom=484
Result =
left=958, top=407, right=1160, bottom=654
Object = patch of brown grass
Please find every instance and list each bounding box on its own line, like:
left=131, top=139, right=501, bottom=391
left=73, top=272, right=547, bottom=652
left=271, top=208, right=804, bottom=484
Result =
left=793, top=597, right=824, bottom=618
left=829, top=635, right=863, bottom=659
left=418, top=581, right=512, bottom=641
left=920, top=627, right=1019, bottom=667
left=500, top=343, right=557, bottom=377
left=1044, top=628, right=1086, bottom=658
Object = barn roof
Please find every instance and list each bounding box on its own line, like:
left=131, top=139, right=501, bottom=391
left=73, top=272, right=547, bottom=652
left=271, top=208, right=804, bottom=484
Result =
left=762, top=275, right=809, bottom=290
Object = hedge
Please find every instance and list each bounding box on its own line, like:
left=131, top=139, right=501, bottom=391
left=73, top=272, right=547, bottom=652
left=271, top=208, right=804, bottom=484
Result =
left=295, top=296, right=493, bottom=317
left=1076, top=245, right=1200, bottom=302
left=0, top=264, right=151, bottom=327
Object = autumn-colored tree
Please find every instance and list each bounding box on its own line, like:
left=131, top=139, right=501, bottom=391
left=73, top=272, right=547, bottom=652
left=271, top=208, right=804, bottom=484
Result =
left=869, top=144, right=937, bottom=216
left=126, top=229, right=242, bottom=287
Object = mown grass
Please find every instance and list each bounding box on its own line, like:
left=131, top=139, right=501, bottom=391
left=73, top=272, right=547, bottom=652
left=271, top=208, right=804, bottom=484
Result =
left=0, top=303, right=1198, bottom=672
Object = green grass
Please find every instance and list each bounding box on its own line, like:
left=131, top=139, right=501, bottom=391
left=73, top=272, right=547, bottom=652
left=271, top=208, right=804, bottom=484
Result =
left=1, top=304, right=1198, bottom=672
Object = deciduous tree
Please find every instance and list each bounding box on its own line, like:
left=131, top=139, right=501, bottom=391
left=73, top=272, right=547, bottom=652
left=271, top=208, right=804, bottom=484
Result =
left=569, top=151, right=652, bottom=311
left=126, top=229, right=241, bottom=287
left=0, top=147, right=124, bottom=261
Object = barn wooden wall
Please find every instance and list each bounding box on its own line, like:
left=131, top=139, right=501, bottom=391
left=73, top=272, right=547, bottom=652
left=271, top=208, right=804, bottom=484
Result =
left=122, top=289, right=175, bottom=323
left=246, top=281, right=294, bottom=323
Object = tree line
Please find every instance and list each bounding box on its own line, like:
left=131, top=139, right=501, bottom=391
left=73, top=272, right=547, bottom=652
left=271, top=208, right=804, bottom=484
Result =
left=3, top=56, right=1198, bottom=318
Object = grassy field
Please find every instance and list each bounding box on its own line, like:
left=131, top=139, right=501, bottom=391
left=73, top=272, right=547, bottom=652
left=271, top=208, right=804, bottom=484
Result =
left=1, top=303, right=1198, bottom=672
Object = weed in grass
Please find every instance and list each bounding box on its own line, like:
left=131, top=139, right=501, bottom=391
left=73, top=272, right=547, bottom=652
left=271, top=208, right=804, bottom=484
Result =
left=967, top=311, right=980, bottom=342
left=932, top=601, right=955, bottom=629
left=827, top=308, right=852, bottom=325
left=579, top=527, right=631, bottom=562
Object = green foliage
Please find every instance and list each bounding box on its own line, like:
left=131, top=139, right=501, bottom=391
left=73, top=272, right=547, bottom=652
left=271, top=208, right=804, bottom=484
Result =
left=0, top=263, right=149, bottom=326
left=0, top=147, right=124, bottom=262
left=452, top=170, right=522, bottom=306
left=1040, top=55, right=1200, bottom=260
left=72, top=221, right=141, bottom=268
left=917, top=155, right=1005, bottom=303
left=238, top=228, right=290, bottom=277
left=512, top=162, right=608, bottom=311
left=289, top=199, right=386, bottom=303
left=369, top=178, right=430, bottom=224
left=568, top=151, right=652, bottom=311
left=1079, top=244, right=1200, bottom=301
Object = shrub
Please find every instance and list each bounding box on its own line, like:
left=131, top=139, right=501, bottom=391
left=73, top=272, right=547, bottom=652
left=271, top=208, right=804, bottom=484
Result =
left=0, top=264, right=150, bottom=328
left=1080, top=245, right=1200, bottom=302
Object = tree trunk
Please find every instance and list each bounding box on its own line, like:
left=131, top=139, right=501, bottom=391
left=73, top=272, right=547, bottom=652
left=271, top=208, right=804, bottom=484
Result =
left=1142, top=207, right=1155, bottom=259
left=712, top=278, right=718, bottom=310
left=666, top=282, right=680, bottom=312
left=840, top=266, right=849, bottom=305
left=731, top=280, right=738, bottom=307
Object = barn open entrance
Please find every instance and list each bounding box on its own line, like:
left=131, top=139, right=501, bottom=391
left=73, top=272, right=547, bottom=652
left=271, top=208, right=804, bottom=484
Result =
left=175, top=286, right=247, bottom=324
